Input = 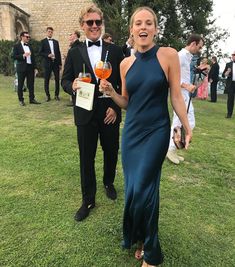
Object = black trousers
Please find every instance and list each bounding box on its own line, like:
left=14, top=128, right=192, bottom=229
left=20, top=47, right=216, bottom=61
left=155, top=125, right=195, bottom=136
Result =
left=227, top=81, right=235, bottom=116
left=210, top=81, right=218, bottom=102
left=77, top=117, right=120, bottom=205
left=17, top=64, right=35, bottom=102
left=44, top=62, right=60, bottom=97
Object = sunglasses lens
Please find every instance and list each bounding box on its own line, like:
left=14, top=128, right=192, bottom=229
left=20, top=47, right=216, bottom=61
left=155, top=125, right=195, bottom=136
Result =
left=95, top=20, right=102, bottom=26
left=86, top=20, right=93, bottom=26
left=85, top=20, right=102, bottom=26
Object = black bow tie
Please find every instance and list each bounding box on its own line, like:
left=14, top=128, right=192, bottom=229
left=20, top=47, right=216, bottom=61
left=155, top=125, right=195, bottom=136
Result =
left=24, top=43, right=28, bottom=46
left=48, top=38, right=52, bottom=41
left=88, top=40, right=100, bottom=47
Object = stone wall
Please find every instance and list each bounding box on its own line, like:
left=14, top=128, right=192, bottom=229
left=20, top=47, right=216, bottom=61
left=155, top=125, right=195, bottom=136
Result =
left=0, top=0, right=94, bottom=57
left=0, top=2, right=30, bottom=40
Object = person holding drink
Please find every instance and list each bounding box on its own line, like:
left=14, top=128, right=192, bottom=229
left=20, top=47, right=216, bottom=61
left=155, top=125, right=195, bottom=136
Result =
left=39, top=27, right=62, bottom=102
left=100, top=6, right=192, bottom=267
left=12, top=31, right=41, bottom=106
left=61, top=4, right=123, bottom=222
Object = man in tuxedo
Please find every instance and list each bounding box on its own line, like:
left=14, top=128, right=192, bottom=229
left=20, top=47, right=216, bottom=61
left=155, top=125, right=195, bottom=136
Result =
left=39, top=27, right=62, bottom=101
left=122, top=36, right=134, bottom=57
left=222, top=52, right=235, bottom=118
left=12, top=31, right=41, bottom=106
left=69, top=30, right=81, bottom=49
left=61, top=4, right=123, bottom=222
left=208, top=56, right=220, bottom=102
left=102, top=33, right=113, bottom=44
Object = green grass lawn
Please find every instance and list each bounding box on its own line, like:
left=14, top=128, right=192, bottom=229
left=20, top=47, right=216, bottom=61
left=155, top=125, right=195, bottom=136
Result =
left=0, top=74, right=234, bottom=267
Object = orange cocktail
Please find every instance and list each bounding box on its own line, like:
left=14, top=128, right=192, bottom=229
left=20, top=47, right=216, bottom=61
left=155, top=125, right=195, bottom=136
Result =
left=78, top=72, right=92, bottom=83
left=94, top=61, right=112, bottom=80
left=94, top=68, right=112, bottom=79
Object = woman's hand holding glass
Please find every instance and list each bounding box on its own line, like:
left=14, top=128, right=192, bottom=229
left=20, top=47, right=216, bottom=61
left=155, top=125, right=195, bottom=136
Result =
left=99, top=79, right=115, bottom=97
left=94, top=60, right=112, bottom=97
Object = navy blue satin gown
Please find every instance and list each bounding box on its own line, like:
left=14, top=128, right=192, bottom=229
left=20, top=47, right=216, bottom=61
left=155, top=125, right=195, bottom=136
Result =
left=122, top=45, right=170, bottom=265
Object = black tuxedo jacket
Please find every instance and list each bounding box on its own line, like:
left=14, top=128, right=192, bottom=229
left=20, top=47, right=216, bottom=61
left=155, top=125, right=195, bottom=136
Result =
left=70, top=39, right=81, bottom=49
left=61, top=41, right=124, bottom=126
left=39, top=38, right=62, bottom=67
left=222, top=61, right=234, bottom=91
left=208, top=62, right=219, bottom=82
left=12, top=42, right=36, bottom=72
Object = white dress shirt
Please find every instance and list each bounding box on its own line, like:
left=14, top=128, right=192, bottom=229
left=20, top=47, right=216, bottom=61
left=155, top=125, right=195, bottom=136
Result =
left=86, top=38, right=102, bottom=75
left=178, top=48, right=193, bottom=93
left=48, top=38, right=55, bottom=57
left=21, top=41, right=32, bottom=64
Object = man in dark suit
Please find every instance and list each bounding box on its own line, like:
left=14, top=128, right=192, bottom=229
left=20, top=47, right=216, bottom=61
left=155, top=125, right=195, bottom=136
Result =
left=66, top=30, right=81, bottom=106
left=61, top=4, right=123, bottom=222
left=69, top=30, right=81, bottom=49
left=222, top=52, right=235, bottom=118
left=39, top=27, right=62, bottom=101
left=12, top=31, right=41, bottom=106
left=208, top=56, right=220, bottom=102
left=122, top=36, right=134, bottom=57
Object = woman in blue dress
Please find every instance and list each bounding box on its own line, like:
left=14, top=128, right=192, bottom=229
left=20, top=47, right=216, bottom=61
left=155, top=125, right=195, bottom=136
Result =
left=100, top=6, right=192, bottom=267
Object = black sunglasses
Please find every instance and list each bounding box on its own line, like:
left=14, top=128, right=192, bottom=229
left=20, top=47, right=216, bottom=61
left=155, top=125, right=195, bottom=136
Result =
left=84, top=20, right=102, bottom=27
left=24, top=36, right=30, bottom=38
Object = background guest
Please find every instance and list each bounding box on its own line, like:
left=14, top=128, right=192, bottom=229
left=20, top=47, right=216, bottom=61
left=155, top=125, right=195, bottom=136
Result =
left=102, top=33, right=113, bottom=43
left=122, top=35, right=134, bottom=57
left=12, top=31, right=41, bottom=106
left=167, top=34, right=204, bottom=165
left=66, top=30, right=81, bottom=106
left=197, top=57, right=210, bottom=100
left=208, top=56, right=220, bottom=102
left=39, top=27, right=62, bottom=102
left=69, top=30, right=81, bottom=48
left=222, top=51, right=235, bottom=118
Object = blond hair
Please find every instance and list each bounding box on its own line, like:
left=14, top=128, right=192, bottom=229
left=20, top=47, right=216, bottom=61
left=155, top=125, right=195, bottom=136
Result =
left=79, top=4, right=103, bottom=25
left=129, top=6, right=158, bottom=29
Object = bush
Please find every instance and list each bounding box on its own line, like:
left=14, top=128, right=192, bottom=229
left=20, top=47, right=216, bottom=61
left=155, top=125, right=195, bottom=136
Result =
left=0, top=40, right=14, bottom=76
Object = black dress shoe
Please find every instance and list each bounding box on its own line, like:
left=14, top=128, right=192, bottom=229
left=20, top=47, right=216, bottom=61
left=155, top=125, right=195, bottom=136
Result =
left=54, top=96, right=60, bottom=101
left=225, top=114, right=232, bottom=118
left=46, top=96, right=51, bottom=102
left=74, top=203, right=95, bottom=222
left=105, top=184, right=117, bottom=200
left=19, top=101, right=25, bottom=106
left=30, top=99, right=41, bottom=104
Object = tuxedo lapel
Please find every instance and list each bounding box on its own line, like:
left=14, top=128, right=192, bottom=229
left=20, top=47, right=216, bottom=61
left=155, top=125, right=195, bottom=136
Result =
left=45, top=39, right=52, bottom=53
left=101, top=42, right=110, bottom=62
left=19, top=43, right=25, bottom=54
left=79, top=43, right=97, bottom=82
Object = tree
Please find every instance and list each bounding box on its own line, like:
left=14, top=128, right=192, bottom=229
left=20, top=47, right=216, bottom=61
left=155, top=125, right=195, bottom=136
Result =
left=94, top=0, right=128, bottom=44
left=94, top=0, right=229, bottom=56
